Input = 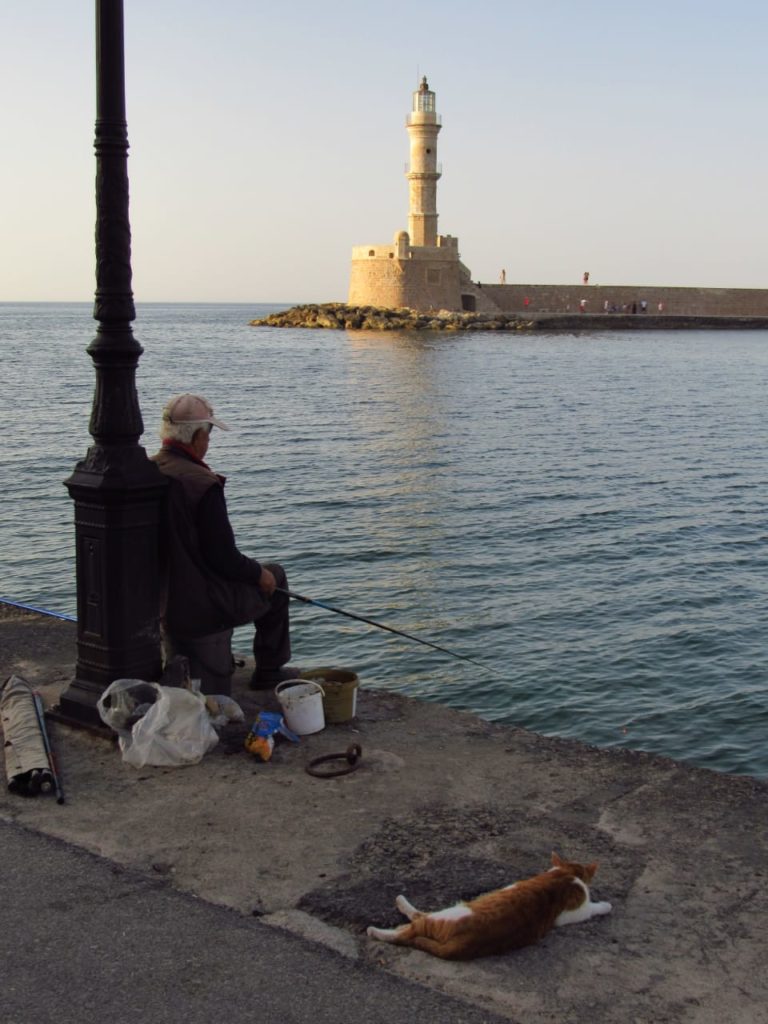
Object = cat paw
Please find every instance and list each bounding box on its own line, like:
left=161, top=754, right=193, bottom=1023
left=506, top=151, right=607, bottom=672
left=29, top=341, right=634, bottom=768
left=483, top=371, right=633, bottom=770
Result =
left=595, top=901, right=612, bottom=915
left=396, top=894, right=420, bottom=919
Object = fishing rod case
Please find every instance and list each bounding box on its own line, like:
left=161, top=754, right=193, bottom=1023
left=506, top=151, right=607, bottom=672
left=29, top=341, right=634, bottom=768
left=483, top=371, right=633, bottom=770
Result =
left=0, top=675, right=53, bottom=796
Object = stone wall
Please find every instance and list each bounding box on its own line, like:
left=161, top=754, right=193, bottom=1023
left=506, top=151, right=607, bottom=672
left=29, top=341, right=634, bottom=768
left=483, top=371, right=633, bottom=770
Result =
left=349, top=251, right=768, bottom=315
left=348, top=249, right=407, bottom=309
left=480, top=283, right=768, bottom=316
left=349, top=244, right=464, bottom=311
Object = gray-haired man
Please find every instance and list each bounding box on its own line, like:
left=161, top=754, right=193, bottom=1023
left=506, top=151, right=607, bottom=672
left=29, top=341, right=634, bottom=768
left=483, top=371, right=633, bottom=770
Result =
left=151, top=393, right=298, bottom=692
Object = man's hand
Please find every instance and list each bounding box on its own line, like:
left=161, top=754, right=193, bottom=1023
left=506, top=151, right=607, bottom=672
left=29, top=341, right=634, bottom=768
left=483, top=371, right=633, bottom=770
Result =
left=259, top=566, right=277, bottom=596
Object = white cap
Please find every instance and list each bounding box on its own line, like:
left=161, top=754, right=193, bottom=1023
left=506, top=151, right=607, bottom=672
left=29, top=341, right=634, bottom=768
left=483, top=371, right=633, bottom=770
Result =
left=162, top=393, right=230, bottom=431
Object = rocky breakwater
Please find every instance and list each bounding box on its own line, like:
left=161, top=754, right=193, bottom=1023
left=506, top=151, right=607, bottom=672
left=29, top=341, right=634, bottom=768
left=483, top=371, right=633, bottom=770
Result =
left=250, top=303, right=534, bottom=331
left=251, top=304, right=768, bottom=333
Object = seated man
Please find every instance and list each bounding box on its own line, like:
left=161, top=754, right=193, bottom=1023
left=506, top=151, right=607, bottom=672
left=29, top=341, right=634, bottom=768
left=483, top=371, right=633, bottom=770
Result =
left=152, top=393, right=298, bottom=692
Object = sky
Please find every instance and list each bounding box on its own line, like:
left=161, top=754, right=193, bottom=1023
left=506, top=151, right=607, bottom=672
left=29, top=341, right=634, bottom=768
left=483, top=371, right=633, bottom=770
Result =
left=2, top=1, right=767, bottom=303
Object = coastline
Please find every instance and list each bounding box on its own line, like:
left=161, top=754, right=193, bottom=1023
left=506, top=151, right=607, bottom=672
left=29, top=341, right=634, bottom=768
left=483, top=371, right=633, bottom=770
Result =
left=2, top=600, right=767, bottom=1022
left=250, top=303, right=768, bottom=332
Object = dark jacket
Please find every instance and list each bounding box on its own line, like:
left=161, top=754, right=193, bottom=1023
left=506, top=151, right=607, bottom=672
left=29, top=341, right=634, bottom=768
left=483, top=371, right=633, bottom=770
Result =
left=152, top=445, right=268, bottom=637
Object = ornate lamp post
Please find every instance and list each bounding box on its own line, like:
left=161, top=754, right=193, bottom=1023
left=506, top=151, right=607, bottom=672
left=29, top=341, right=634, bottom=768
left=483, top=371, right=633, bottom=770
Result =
left=57, top=0, right=167, bottom=728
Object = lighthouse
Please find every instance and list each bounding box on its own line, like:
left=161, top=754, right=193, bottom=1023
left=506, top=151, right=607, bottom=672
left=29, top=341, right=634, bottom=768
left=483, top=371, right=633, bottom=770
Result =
left=406, top=76, right=442, bottom=247
left=348, top=77, right=473, bottom=312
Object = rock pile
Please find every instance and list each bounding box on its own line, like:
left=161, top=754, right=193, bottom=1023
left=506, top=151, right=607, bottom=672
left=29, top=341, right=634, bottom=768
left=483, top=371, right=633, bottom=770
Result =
left=250, top=303, right=534, bottom=331
left=250, top=304, right=768, bottom=334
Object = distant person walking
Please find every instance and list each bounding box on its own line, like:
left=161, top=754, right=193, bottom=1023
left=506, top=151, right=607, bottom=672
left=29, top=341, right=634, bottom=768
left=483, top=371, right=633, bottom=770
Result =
left=500, top=268, right=507, bottom=284
left=583, top=271, right=590, bottom=285
left=523, top=296, right=530, bottom=310
left=579, top=298, right=587, bottom=313
left=658, top=301, right=665, bottom=313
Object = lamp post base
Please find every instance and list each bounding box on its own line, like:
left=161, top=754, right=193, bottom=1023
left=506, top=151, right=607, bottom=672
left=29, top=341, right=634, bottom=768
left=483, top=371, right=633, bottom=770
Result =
left=49, top=680, right=115, bottom=736
left=60, top=449, right=167, bottom=730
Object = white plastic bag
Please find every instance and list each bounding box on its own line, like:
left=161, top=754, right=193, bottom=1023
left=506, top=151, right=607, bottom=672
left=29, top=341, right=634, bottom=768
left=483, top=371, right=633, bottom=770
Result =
left=97, top=679, right=218, bottom=768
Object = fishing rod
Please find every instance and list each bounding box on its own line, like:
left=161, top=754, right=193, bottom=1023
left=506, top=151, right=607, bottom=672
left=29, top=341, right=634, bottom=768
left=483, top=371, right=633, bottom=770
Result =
left=33, top=691, right=65, bottom=805
left=0, top=597, right=76, bottom=622
left=279, top=588, right=503, bottom=677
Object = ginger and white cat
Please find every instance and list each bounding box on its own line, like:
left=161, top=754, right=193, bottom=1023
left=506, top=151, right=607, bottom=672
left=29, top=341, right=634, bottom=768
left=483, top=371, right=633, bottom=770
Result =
left=367, top=852, right=611, bottom=960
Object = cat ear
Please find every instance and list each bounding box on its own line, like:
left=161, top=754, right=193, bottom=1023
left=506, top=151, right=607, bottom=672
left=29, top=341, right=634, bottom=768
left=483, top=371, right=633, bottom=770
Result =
left=551, top=851, right=564, bottom=867
left=585, top=862, right=598, bottom=880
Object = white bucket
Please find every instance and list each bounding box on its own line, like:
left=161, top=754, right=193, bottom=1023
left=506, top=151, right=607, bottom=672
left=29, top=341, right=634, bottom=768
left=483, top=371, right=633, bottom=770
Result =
left=275, top=679, right=326, bottom=736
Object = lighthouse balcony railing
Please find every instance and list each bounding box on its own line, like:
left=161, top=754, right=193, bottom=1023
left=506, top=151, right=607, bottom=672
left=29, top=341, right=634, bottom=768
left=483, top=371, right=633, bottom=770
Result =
left=406, top=113, right=442, bottom=126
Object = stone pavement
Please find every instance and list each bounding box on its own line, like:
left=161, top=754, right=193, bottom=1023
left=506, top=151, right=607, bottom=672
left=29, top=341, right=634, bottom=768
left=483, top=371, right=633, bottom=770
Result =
left=0, top=820, right=507, bottom=1024
left=2, top=601, right=767, bottom=1023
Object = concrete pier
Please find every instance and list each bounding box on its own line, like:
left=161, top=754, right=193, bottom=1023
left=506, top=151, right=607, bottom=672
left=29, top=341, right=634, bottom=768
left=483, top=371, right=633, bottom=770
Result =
left=2, top=600, right=767, bottom=1022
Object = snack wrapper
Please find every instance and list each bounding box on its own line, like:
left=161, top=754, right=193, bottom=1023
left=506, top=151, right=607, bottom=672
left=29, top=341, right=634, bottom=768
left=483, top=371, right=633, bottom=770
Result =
left=245, top=711, right=300, bottom=761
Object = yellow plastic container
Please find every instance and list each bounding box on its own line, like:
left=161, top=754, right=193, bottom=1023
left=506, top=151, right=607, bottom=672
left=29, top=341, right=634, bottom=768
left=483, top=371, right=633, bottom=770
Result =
left=301, top=667, right=359, bottom=723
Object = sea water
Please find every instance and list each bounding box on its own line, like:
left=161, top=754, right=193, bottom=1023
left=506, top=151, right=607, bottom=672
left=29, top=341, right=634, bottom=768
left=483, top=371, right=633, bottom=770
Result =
left=1, top=302, right=766, bottom=778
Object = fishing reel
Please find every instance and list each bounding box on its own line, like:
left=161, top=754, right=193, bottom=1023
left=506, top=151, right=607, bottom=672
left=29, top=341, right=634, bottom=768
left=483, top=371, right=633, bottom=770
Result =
left=7, top=767, right=55, bottom=798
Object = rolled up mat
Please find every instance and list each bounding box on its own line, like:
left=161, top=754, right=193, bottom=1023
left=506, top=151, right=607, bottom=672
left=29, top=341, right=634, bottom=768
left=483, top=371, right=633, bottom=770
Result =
left=0, top=675, right=53, bottom=796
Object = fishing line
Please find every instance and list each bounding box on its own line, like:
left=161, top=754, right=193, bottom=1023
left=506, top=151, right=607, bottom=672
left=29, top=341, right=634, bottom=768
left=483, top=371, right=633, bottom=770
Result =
left=0, top=598, right=76, bottom=622
left=279, top=588, right=503, bottom=677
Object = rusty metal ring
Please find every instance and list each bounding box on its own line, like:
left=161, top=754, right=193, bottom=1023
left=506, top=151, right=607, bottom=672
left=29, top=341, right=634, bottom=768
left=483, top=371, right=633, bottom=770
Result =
left=305, top=743, right=363, bottom=779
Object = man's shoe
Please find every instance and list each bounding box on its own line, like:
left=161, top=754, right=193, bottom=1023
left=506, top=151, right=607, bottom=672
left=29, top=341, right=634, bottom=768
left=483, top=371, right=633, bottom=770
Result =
left=249, top=665, right=303, bottom=690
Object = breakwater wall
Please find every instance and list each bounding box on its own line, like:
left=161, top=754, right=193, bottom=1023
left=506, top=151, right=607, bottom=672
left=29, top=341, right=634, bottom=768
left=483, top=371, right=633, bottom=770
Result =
left=251, top=304, right=768, bottom=332
left=480, top=283, right=768, bottom=316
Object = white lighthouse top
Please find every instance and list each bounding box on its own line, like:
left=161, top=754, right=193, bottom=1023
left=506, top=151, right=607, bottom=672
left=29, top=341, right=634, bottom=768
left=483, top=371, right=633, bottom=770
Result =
left=408, top=76, right=440, bottom=126
left=413, top=76, right=436, bottom=113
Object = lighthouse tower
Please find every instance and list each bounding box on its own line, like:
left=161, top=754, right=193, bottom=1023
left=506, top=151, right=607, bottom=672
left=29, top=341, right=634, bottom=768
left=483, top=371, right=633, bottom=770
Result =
left=349, top=77, right=474, bottom=312
left=406, top=77, right=441, bottom=247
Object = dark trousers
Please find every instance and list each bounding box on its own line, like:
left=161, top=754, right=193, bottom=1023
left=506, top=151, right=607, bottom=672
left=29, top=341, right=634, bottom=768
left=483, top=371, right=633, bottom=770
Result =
left=161, top=627, right=234, bottom=695
left=163, top=562, right=292, bottom=692
left=253, top=562, right=292, bottom=671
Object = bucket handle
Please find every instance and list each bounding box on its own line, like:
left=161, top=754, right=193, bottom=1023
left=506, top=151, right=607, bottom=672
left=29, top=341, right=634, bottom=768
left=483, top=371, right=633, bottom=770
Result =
left=275, top=679, right=326, bottom=698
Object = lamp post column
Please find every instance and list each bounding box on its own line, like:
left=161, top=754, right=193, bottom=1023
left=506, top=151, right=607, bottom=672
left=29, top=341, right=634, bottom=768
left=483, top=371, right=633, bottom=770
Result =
left=58, top=0, right=167, bottom=728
